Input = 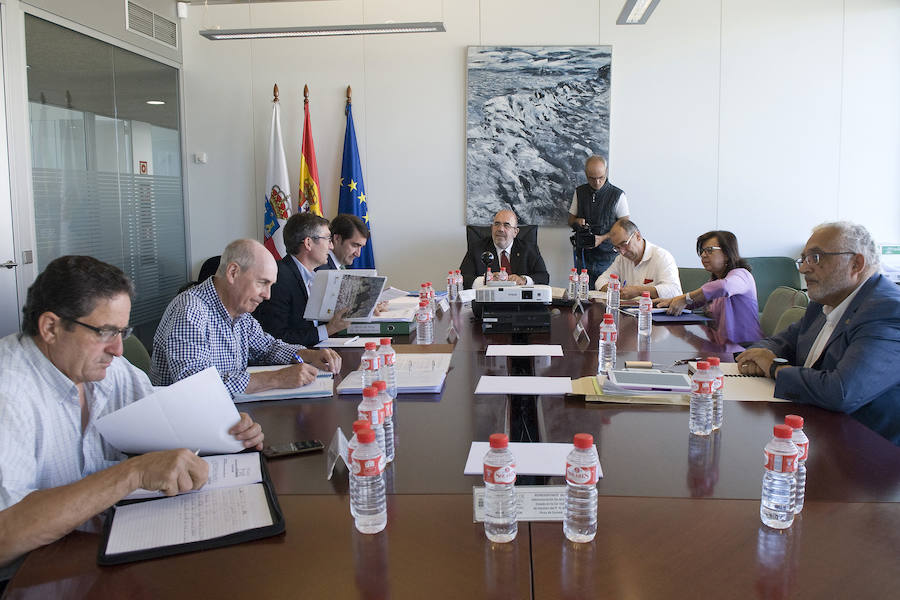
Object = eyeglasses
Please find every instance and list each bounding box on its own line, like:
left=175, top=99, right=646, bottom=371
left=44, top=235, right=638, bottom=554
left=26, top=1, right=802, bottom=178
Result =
left=612, top=232, right=635, bottom=253
left=492, top=221, right=518, bottom=230
left=66, top=318, right=133, bottom=342
left=698, top=246, right=722, bottom=257
left=309, top=235, right=332, bottom=243
left=794, top=251, right=855, bottom=268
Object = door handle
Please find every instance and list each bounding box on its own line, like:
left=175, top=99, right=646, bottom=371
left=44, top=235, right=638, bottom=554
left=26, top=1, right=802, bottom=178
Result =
left=1, top=260, right=18, bottom=269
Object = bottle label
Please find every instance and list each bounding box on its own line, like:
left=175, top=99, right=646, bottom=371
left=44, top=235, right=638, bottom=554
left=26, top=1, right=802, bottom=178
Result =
left=601, top=330, right=617, bottom=343
left=383, top=353, right=396, bottom=367
left=360, top=407, right=384, bottom=426
left=795, top=441, right=809, bottom=461
left=416, top=311, right=431, bottom=323
left=483, top=463, right=517, bottom=484
left=639, top=300, right=652, bottom=312
left=691, top=379, right=714, bottom=394
left=383, top=398, right=393, bottom=418
left=764, top=450, right=798, bottom=473
left=713, top=375, right=724, bottom=392
left=363, top=357, right=379, bottom=371
left=352, top=454, right=385, bottom=476
left=565, top=463, right=598, bottom=485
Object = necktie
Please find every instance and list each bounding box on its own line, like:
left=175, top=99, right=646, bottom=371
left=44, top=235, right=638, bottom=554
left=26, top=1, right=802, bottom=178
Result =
left=501, top=250, right=511, bottom=273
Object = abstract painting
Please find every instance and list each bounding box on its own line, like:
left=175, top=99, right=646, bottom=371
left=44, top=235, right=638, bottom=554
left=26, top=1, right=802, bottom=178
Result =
left=466, top=46, right=612, bottom=226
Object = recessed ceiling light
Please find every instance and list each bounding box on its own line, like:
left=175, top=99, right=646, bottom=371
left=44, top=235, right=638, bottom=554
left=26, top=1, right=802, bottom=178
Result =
left=146, top=100, right=166, bottom=105
left=200, top=21, right=446, bottom=40
left=617, top=0, right=661, bottom=25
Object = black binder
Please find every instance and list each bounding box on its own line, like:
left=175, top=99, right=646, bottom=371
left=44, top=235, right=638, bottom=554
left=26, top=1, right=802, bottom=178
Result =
left=97, top=452, right=285, bottom=566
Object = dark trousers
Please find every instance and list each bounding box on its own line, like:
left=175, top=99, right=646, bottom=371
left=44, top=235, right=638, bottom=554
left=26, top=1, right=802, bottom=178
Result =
left=575, top=247, right=616, bottom=289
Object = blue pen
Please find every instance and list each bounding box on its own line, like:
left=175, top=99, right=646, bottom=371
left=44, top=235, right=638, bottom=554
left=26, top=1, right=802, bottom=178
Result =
left=293, top=353, right=304, bottom=365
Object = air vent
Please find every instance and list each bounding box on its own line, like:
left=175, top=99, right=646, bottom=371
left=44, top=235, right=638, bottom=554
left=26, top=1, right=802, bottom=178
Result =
left=127, top=1, right=178, bottom=48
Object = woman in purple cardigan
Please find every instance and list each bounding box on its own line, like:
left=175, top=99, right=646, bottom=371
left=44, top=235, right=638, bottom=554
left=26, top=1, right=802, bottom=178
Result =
left=657, top=231, right=764, bottom=345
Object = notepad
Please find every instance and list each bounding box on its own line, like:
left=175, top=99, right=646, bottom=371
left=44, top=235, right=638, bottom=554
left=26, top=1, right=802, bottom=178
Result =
left=234, top=368, right=334, bottom=402
left=337, top=353, right=452, bottom=394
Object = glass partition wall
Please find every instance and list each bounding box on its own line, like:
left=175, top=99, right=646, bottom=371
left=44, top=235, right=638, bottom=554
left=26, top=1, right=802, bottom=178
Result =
left=26, top=15, right=186, bottom=342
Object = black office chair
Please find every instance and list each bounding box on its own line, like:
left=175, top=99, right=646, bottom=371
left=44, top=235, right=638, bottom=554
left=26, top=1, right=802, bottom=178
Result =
left=177, top=255, right=221, bottom=293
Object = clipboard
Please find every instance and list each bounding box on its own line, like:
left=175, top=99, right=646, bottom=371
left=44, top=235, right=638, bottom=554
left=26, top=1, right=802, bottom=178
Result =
left=97, top=453, right=285, bottom=565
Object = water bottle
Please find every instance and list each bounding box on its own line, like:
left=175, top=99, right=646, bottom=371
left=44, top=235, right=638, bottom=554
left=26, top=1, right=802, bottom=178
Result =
left=637, top=291, right=652, bottom=336
left=760, top=424, right=798, bottom=529
left=498, top=266, right=508, bottom=281
left=567, top=268, right=577, bottom=299
left=785, top=414, right=809, bottom=514
left=350, top=427, right=387, bottom=534
left=563, top=433, right=599, bottom=543
left=707, top=356, right=725, bottom=429
left=483, top=433, right=517, bottom=543
left=348, top=419, right=371, bottom=518
left=373, top=380, right=394, bottom=463
left=361, top=342, right=381, bottom=390
left=357, top=386, right=386, bottom=458
left=454, top=269, right=463, bottom=294
left=578, top=269, right=589, bottom=301
left=597, top=313, right=617, bottom=374
left=485, top=267, right=493, bottom=283
left=377, top=338, right=398, bottom=399
left=606, top=273, right=621, bottom=312
left=426, top=282, right=436, bottom=313
left=416, top=300, right=434, bottom=344
left=689, top=361, right=715, bottom=436
left=447, top=270, right=458, bottom=301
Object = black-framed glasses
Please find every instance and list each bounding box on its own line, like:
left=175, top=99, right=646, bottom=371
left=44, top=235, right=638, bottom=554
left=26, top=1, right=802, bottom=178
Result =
left=66, top=318, right=133, bottom=342
left=698, top=246, right=722, bottom=256
left=794, top=251, right=855, bottom=268
left=612, top=232, right=635, bottom=253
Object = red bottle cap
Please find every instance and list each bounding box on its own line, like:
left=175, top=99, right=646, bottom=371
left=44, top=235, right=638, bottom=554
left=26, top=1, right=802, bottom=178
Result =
left=421, top=283, right=428, bottom=288
left=373, top=380, right=387, bottom=391
left=449, top=270, right=454, bottom=275
left=571, top=268, right=577, bottom=272
left=573, top=433, right=594, bottom=448
left=380, top=338, right=391, bottom=345
left=706, top=356, right=721, bottom=366
left=365, top=342, right=377, bottom=350
left=489, top=433, right=509, bottom=448
left=610, top=274, right=618, bottom=279
left=695, top=361, right=709, bottom=370
left=641, top=291, right=651, bottom=297
left=362, top=386, right=378, bottom=398
left=774, top=424, right=793, bottom=439
left=426, top=282, right=432, bottom=287
left=785, top=414, right=804, bottom=429
left=500, top=267, right=507, bottom=272
left=419, top=300, right=428, bottom=307
left=581, top=269, right=587, bottom=273
left=358, top=429, right=375, bottom=443
left=603, top=313, right=614, bottom=323
left=352, top=419, right=369, bottom=433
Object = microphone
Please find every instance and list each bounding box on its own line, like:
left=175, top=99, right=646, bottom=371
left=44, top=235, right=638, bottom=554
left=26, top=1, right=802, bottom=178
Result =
left=480, top=251, right=495, bottom=267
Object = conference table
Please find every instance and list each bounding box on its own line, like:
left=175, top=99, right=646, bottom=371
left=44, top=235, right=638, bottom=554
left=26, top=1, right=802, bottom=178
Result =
left=5, top=301, right=900, bottom=599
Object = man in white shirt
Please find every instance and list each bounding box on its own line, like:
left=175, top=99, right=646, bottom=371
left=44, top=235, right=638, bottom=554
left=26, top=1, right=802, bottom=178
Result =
left=594, top=218, right=682, bottom=299
left=737, top=222, right=900, bottom=444
left=0, top=256, right=265, bottom=575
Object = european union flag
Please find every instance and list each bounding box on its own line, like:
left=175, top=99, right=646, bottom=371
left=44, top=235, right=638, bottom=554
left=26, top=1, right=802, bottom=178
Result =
left=338, top=102, right=375, bottom=270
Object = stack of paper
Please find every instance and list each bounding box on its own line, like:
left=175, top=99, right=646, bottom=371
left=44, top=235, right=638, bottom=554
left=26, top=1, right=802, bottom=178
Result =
left=337, top=353, right=453, bottom=394
left=571, top=375, right=689, bottom=405
left=233, top=367, right=334, bottom=403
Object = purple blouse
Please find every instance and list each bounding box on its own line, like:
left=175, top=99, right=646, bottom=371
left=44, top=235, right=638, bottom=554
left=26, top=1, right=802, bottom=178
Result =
left=698, top=268, right=764, bottom=344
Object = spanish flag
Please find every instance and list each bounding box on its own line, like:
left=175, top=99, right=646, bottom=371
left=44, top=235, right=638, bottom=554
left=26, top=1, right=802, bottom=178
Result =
left=298, top=90, right=322, bottom=216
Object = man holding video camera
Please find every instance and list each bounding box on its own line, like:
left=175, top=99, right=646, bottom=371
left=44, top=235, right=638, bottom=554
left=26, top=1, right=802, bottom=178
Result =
left=567, top=155, right=630, bottom=284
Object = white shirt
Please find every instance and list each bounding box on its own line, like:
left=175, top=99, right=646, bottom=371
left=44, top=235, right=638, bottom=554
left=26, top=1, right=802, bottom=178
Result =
left=291, top=254, right=329, bottom=342
left=568, top=190, right=630, bottom=218
left=471, top=243, right=533, bottom=288
left=327, top=250, right=344, bottom=270
left=803, top=281, right=866, bottom=368
left=593, top=239, right=682, bottom=298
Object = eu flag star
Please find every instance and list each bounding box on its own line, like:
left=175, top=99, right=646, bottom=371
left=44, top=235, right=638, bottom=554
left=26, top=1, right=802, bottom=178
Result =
left=349, top=180, right=358, bottom=192
left=358, top=193, right=366, bottom=205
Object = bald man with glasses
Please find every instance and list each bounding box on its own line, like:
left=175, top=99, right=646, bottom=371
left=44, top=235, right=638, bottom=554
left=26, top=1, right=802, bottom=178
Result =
left=738, top=221, right=900, bottom=445
left=593, top=218, right=682, bottom=300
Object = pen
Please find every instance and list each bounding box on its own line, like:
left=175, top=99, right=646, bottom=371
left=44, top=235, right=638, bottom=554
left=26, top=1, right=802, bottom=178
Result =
left=293, top=352, right=305, bottom=364
left=344, top=336, right=360, bottom=345
left=194, top=449, right=200, bottom=456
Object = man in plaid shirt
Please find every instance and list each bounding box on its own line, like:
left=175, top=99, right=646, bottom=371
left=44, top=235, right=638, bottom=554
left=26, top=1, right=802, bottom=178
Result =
left=151, top=239, right=341, bottom=397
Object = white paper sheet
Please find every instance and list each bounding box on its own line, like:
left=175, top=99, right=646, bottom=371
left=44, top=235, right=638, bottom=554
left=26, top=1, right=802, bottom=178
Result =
left=105, top=484, right=273, bottom=555
left=464, top=442, right=603, bottom=477
left=459, top=289, right=476, bottom=302
left=95, top=367, right=245, bottom=455
left=472, top=486, right=568, bottom=522
left=337, top=353, right=452, bottom=394
left=233, top=368, right=334, bottom=402
left=486, top=345, right=564, bottom=357
left=378, top=287, right=410, bottom=302
left=474, top=376, right=573, bottom=395
left=124, top=452, right=263, bottom=500
left=315, top=336, right=383, bottom=348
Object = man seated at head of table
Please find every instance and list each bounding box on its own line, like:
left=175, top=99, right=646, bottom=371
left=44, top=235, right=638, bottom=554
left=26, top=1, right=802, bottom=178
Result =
left=317, top=213, right=370, bottom=271
left=593, top=218, right=682, bottom=300
left=150, top=239, right=341, bottom=398
left=254, top=213, right=351, bottom=347
left=657, top=230, right=763, bottom=345
left=0, top=256, right=265, bottom=577
left=459, top=208, right=550, bottom=289
left=737, top=221, right=900, bottom=445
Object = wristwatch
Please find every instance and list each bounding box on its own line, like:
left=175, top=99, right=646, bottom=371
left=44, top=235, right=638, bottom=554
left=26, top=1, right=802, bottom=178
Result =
left=769, top=358, right=789, bottom=379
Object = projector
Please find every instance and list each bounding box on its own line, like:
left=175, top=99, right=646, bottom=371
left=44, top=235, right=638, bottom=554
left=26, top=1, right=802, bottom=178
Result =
left=475, top=284, right=552, bottom=304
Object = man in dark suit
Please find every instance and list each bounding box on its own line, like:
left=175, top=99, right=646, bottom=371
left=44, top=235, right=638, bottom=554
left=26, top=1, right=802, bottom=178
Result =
left=737, top=221, right=900, bottom=445
left=317, top=214, right=370, bottom=271
left=459, top=209, right=550, bottom=289
left=254, top=213, right=349, bottom=347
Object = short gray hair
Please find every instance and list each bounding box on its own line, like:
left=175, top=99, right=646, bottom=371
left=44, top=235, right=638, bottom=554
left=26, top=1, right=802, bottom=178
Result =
left=585, top=155, right=608, bottom=170
left=216, top=239, right=260, bottom=277
left=613, top=217, right=639, bottom=236
left=813, top=221, right=880, bottom=273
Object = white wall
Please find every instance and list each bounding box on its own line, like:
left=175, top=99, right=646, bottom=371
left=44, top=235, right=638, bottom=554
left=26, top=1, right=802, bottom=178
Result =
left=181, top=0, right=900, bottom=288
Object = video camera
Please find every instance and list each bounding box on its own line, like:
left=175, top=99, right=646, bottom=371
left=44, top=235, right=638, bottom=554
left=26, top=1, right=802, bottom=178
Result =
left=570, top=222, right=597, bottom=250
